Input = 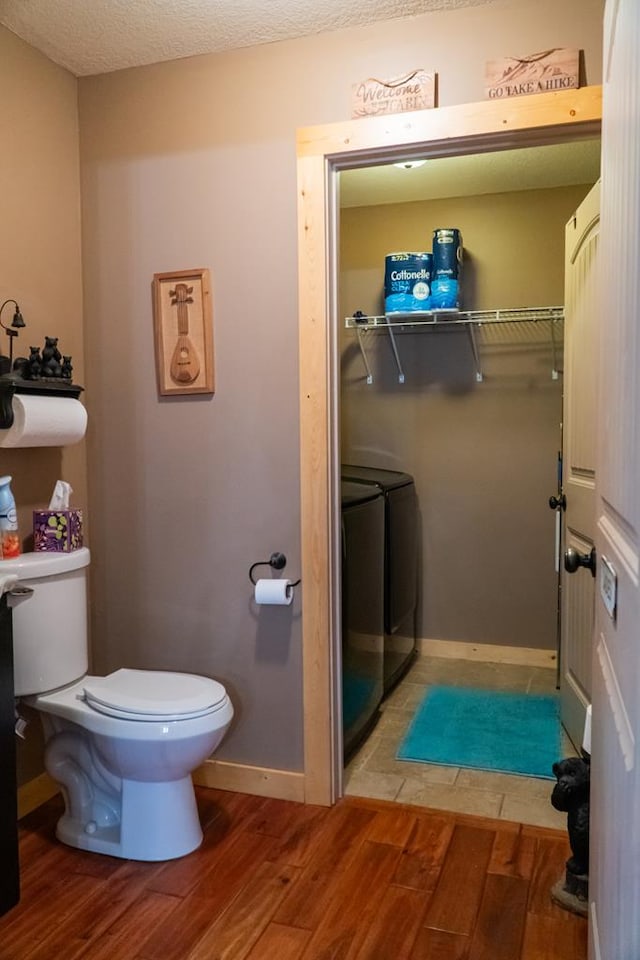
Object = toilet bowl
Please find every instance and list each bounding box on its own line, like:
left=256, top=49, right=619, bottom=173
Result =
left=31, top=668, right=233, bottom=861
left=6, top=548, right=233, bottom=861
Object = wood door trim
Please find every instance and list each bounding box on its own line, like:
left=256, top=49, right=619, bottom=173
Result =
left=297, top=86, right=603, bottom=806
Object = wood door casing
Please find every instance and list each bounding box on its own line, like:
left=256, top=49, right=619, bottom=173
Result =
left=297, top=87, right=603, bottom=805
left=560, top=181, right=600, bottom=750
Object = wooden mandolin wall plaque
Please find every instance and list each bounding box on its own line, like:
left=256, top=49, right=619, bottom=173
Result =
left=153, top=268, right=214, bottom=396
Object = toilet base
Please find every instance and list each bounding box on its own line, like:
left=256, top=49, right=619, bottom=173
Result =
left=55, top=775, right=203, bottom=861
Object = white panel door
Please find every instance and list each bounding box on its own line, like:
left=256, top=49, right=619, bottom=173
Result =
left=560, top=182, right=600, bottom=750
left=590, top=0, right=640, bottom=956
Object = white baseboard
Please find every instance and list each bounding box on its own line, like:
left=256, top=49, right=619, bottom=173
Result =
left=193, top=759, right=305, bottom=803
left=417, top=638, right=557, bottom=669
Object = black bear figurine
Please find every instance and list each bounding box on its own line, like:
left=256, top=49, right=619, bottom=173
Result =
left=41, top=336, right=62, bottom=378
left=27, top=346, right=43, bottom=379
left=550, top=754, right=590, bottom=916
left=61, top=356, right=73, bottom=380
left=11, top=356, right=30, bottom=379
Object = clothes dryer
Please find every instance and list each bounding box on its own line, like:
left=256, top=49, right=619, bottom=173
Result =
left=341, top=466, right=418, bottom=694
left=340, top=481, right=384, bottom=757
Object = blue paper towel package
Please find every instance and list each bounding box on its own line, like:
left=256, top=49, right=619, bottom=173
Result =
left=431, top=228, right=463, bottom=310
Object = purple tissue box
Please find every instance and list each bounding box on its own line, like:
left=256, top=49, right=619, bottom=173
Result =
left=33, top=510, right=83, bottom=552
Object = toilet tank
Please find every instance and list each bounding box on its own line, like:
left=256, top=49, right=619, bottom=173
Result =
left=1, top=548, right=90, bottom=697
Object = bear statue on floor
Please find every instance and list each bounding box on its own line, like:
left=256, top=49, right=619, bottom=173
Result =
left=550, top=754, right=590, bottom=916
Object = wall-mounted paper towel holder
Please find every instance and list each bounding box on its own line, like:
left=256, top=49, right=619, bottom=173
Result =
left=249, top=552, right=301, bottom=589
left=0, top=378, right=83, bottom=430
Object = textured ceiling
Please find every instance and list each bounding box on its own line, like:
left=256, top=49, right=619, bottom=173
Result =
left=0, top=0, right=497, bottom=77
left=341, top=139, right=602, bottom=207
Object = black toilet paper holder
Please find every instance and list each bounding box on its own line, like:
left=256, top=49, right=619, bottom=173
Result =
left=249, top=552, right=301, bottom=588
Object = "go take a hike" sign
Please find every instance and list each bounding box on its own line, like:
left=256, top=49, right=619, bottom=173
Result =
left=485, top=48, right=579, bottom=100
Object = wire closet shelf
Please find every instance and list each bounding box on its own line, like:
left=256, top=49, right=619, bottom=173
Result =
left=344, top=305, right=564, bottom=384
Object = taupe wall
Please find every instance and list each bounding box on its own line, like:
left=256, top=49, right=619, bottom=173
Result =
left=77, top=0, right=604, bottom=772
left=340, top=185, right=593, bottom=648
left=0, top=28, right=86, bottom=783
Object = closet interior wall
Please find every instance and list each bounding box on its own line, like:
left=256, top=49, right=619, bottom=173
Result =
left=340, top=182, right=595, bottom=652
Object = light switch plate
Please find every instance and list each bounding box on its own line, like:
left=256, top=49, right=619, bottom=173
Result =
left=600, top=554, right=617, bottom=621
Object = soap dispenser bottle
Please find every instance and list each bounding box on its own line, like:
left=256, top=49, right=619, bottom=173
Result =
left=0, top=476, right=20, bottom=558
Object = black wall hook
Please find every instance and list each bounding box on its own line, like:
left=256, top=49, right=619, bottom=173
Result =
left=249, top=552, right=301, bottom=587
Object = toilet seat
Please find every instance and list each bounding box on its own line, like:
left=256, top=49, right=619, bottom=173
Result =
left=81, top=668, right=228, bottom=722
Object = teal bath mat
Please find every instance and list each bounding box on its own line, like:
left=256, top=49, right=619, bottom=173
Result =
left=397, top=686, right=561, bottom=780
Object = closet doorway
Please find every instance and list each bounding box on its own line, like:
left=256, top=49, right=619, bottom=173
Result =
left=336, top=144, right=599, bottom=826
left=296, top=87, right=602, bottom=808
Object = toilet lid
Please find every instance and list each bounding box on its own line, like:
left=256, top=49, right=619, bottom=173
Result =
left=82, top=669, right=227, bottom=721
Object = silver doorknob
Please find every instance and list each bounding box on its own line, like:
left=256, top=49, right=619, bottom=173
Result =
left=564, top=546, right=596, bottom=578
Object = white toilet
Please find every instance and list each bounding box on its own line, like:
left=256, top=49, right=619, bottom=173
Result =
left=6, top=547, right=233, bottom=861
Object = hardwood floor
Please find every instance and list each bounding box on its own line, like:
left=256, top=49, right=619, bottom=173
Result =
left=1, top=787, right=587, bottom=959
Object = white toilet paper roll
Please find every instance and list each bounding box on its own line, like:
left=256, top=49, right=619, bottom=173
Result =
left=0, top=395, right=87, bottom=448
left=254, top=578, right=293, bottom=605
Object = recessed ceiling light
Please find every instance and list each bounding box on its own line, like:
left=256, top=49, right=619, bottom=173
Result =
left=393, top=160, right=427, bottom=170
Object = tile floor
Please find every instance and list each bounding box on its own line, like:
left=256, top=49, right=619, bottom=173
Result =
left=344, top=653, right=578, bottom=830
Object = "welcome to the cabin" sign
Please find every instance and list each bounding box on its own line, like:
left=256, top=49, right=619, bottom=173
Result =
left=352, top=69, right=435, bottom=119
